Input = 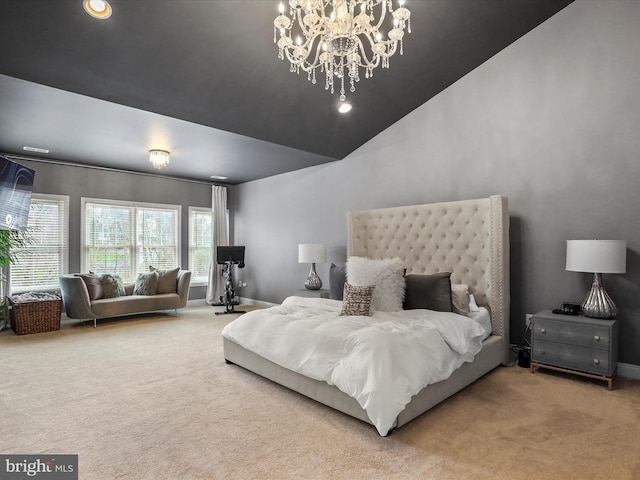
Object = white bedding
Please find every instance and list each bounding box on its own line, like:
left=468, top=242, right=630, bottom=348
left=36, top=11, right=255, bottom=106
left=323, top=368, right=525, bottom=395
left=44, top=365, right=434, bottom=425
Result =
left=221, top=296, right=487, bottom=436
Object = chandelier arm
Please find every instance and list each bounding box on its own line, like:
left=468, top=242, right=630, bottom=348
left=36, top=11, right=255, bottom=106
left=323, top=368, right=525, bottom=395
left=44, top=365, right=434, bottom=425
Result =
left=306, top=39, right=325, bottom=69
left=369, top=0, right=389, bottom=32
left=284, top=46, right=310, bottom=66
left=354, top=36, right=381, bottom=68
left=294, top=7, right=312, bottom=40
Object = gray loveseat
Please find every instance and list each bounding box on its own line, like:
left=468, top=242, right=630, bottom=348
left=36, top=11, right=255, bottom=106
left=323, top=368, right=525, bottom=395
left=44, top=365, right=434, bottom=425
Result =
left=59, top=270, right=191, bottom=327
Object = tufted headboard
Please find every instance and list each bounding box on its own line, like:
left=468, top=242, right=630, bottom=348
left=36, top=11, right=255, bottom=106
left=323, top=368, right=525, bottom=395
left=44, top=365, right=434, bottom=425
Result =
left=346, top=195, right=509, bottom=347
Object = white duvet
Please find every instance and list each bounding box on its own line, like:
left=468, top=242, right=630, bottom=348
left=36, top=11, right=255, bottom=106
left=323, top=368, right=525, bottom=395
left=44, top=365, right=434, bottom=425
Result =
left=221, top=296, right=486, bottom=436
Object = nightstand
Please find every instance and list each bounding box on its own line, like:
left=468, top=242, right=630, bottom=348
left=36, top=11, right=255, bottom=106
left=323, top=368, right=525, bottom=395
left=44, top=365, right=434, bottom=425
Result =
left=294, top=289, right=330, bottom=299
left=530, top=310, right=618, bottom=390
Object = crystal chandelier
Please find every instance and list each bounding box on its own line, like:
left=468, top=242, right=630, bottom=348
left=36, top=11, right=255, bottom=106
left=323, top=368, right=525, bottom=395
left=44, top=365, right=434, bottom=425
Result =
left=149, top=149, right=170, bottom=169
left=274, top=0, right=411, bottom=103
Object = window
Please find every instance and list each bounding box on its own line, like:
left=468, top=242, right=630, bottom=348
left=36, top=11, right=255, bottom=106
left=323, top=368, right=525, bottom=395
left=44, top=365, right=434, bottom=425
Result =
left=10, top=194, right=69, bottom=292
left=189, top=207, right=212, bottom=285
left=82, top=199, right=180, bottom=283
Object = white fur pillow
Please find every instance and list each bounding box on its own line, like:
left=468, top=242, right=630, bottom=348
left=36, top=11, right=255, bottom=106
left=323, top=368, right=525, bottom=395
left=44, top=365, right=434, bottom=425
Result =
left=346, top=256, right=405, bottom=312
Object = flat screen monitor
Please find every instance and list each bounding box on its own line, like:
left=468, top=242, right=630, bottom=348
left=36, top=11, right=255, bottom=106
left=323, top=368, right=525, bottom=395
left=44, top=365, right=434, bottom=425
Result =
left=0, top=155, right=35, bottom=231
left=217, top=245, right=245, bottom=264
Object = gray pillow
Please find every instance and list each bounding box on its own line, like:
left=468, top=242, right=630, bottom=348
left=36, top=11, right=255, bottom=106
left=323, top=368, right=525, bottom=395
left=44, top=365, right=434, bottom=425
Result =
left=149, top=266, right=180, bottom=294
left=403, top=272, right=453, bottom=312
left=100, top=274, right=126, bottom=298
left=75, top=273, right=103, bottom=300
left=133, top=271, right=159, bottom=295
left=329, top=263, right=346, bottom=300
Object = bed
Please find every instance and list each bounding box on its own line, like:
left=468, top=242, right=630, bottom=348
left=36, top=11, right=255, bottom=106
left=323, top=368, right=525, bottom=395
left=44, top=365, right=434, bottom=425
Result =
left=222, top=195, right=510, bottom=435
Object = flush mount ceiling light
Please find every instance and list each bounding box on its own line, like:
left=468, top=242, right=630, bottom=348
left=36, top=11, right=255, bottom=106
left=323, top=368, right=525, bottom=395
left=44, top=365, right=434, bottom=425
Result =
left=149, top=149, right=170, bottom=169
left=274, top=0, right=411, bottom=104
left=23, top=146, right=50, bottom=154
left=338, top=100, right=352, bottom=113
left=83, top=0, right=112, bottom=19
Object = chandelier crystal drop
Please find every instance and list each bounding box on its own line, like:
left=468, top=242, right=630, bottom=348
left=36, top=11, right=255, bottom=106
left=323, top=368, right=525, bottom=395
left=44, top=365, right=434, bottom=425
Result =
left=274, top=0, right=411, bottom=102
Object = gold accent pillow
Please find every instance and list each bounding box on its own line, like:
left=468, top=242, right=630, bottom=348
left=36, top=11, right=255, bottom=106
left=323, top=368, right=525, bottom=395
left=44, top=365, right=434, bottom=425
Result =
left=340, top=283, right=375, bottom=317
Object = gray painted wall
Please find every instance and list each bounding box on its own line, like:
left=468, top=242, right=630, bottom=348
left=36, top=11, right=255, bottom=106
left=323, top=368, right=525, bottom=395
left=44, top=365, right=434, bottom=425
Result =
left=233, top=1, right=640, bottom=365
left=15, top=158, right=213, bottom=300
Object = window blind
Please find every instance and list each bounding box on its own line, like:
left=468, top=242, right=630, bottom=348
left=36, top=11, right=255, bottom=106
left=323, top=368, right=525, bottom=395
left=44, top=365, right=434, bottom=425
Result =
left=10, top=196, right=69, bottom=291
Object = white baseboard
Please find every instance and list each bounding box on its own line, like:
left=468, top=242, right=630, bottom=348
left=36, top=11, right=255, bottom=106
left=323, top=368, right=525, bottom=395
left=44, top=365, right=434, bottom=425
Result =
left=186, top=298, right=208, bottom=307
left=618, top=362, right=640, bottom=380
left=237, top=297, right=278, bottom=308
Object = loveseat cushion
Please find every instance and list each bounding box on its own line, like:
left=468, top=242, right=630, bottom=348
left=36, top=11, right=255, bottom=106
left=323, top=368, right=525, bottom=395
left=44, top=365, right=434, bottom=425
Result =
left=150, top=266, right=179, bottom=294
left=90, top=293, right=180, bottom=318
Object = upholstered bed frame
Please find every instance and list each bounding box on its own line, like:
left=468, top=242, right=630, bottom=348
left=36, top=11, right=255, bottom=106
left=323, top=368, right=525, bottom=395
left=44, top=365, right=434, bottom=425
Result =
left=223, top=195, right=510, bottom=433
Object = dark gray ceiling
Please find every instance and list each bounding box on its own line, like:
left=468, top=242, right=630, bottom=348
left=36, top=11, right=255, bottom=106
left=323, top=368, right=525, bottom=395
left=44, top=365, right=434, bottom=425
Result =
left=0, top=0, right=573, bottom=184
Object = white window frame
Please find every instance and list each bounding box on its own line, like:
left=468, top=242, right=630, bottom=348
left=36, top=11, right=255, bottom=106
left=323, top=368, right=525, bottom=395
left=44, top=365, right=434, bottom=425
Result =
left=81, top=198, right=181, bottom=283
left=9, top=193, right=69, bottom=293
left=188, top=206, right=213, bottom=286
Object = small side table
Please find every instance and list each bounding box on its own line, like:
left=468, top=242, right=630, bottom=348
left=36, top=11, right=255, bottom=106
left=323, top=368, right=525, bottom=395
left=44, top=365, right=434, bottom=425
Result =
left=294, top=289, right=330, bottom=299
left=530, top=310, right=618, bottom=390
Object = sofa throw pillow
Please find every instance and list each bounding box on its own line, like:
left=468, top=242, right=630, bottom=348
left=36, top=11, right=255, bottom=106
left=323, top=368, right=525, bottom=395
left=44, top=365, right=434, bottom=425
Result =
left=346, top=256, right=405, bottom=312
left=451, top=284, right=471, bottom=317
left=133, top=271, right=159, bottom=296
left=149, top=266, right=180, bottom=294
left=75, top=273, right=103, bottom=301
left=100, top=274, right=126, bottom=299
left=329, top=263, right=347, bottom=300
left=403, top=272, right=453, bottom=312
left=340, top=283, right=374, bottom=317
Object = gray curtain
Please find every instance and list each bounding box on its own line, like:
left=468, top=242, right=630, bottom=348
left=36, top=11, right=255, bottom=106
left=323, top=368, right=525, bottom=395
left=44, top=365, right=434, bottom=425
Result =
left=206, top=185, right=228, bottom=305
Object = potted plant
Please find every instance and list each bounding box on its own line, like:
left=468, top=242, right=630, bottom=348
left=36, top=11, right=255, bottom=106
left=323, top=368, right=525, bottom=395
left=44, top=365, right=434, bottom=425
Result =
left=0, top=229, right=31, bottom=330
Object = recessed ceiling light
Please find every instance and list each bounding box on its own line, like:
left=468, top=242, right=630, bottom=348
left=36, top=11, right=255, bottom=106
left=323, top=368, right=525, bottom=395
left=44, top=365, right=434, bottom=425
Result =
left=338, top=101, right=352, bottom=114
left=23, top=146, right=49, bottom=154
left=210, top=175, right=228, bottom=180
left=83, top=0, right=112, bottom=19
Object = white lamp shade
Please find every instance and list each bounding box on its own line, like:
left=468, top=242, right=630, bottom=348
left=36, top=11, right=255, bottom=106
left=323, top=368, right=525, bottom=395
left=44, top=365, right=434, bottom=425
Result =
left=298, top=244, right=326, bottom=264
left=566, top=240, right=626, bottom=274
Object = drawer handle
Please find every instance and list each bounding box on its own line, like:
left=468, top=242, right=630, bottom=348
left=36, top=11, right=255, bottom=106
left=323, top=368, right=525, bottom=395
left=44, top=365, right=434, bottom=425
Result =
left=594, top=358, right=600, bottom=364
left=594, top=335, right=600, bottom=342
left=540, top=349, right=545, bottom=355
left=540, top=328, right=546, bottom=334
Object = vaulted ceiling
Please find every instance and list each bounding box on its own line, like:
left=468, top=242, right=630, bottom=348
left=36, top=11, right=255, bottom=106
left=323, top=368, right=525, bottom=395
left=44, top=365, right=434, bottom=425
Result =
left=0, top=0, right=573, bottom=183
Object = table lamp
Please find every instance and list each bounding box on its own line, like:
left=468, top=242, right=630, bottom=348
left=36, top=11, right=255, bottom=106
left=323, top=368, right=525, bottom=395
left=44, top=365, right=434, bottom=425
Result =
left=298, top=243, right=326, bottom=290
left=565, top=240, right=626, bottom=318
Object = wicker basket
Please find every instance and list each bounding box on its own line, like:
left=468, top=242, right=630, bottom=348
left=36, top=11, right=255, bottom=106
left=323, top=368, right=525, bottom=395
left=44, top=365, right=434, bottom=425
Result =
left=9, top=294, right=62, bottom=335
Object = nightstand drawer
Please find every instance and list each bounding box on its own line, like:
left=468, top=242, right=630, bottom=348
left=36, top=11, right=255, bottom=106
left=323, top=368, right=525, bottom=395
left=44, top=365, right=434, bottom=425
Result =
left=532, top=318, right=611, bottom=350
left=532, top=340, right=612, bottom=376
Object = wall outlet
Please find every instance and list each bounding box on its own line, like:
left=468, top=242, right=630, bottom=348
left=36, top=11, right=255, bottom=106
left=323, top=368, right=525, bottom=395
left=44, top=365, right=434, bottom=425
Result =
left=525, top=314, right=533, bottom=327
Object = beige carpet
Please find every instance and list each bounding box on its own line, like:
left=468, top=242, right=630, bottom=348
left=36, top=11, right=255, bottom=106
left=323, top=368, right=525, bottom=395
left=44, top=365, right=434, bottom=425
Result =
left=1, top=305, right=639, bottom=480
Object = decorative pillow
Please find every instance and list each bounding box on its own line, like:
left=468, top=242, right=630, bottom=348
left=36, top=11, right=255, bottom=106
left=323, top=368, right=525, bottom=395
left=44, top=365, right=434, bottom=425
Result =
left=340, top=283, right=374, bottom=316
left=451, top=284, right=471, bottom=316
left=469, top=293, right=480, bottom=313
left=133, top=271, right=159, bottom=296
left=75, top=273, right=103, bottom=301
left=100, top=274, right=126, bottom=299
left=346, top=256, right=405, bottom=312
left=329, top=263, right=347, bottom=300
left=403, top=272, right=452, bottom=312
left=149, top=266, right=180, bottom=294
